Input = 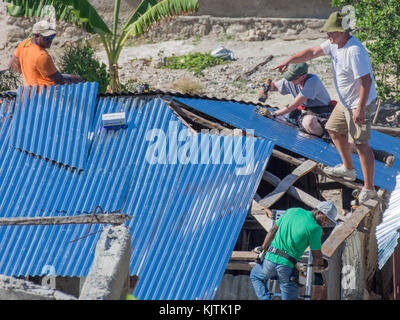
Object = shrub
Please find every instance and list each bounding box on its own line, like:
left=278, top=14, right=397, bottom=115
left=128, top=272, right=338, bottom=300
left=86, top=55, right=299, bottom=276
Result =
left=161, top=52, right=230, bottom=77
left=58, top=41, right=110, bottom=93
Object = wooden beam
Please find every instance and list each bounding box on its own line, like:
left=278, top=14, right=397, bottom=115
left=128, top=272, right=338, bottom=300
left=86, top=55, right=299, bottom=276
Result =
left=227, top=251, right=257, bottom=271
left=250, top=200, right=273, bottom=231
left=226, top=261, right=256, bottom=271
left=372, top=125, right=400, bottom=138
left=230, top=251, right=257, bottom=261
left=259, top=159, right=317, bottom=208
left=321, top=199, right=379, bottom=258
left=262, top=171, right=320, bottom=208
left=271, top=149, right=363, bottom=190
left=234, top=55, right=273, bottom=81
left=0, top=214, right=131, bottom=226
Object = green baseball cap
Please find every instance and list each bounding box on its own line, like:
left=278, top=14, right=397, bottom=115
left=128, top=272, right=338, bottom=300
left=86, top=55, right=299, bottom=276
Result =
left=283, top=63, right=308, bottom=81
left=321, top=11, right=348, bottom=33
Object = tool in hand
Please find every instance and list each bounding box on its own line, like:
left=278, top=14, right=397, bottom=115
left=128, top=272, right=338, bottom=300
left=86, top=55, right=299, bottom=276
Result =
left=258, top=78, right=272, bottom=103
left=253, top=246, right=266, bottom=264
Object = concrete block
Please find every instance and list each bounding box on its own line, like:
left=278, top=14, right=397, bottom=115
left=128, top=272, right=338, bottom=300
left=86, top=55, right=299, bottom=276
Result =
left=0, top=275, right=77, bottom=300
left=79, top=225, right=131, bottom=300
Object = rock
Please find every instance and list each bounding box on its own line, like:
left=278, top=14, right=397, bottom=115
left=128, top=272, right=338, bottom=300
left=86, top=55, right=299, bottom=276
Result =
left=285, top=28, right=298, bottom=36
left=306, top=20, right=325, bottom=29
left=226, top=24, right=247, bottom=35
left=211, top=25, right=225, bottom=36
left=7, top=25, right=26, bottom=42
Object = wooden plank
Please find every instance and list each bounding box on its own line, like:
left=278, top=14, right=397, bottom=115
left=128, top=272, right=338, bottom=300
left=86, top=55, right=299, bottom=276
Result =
left=321, top=199, right=379, bottom=258
left=0, top=214, right=131, bottom=226
left=226, top=261, right=256, bottom=271
left=230, top=251, right=257, bottom=261
left=262, top=171, right=320, bottom=208
left=234, top=55, right=273, bottom=81
left=250, top=200, right=273, bottom=231
left=259, top=159, right=317, bottom=208
left=271, top=149, right=363, bottom=190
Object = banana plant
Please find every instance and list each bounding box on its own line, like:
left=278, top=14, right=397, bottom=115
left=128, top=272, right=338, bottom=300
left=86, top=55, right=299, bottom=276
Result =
left=4, top=0, right=199, bottom=92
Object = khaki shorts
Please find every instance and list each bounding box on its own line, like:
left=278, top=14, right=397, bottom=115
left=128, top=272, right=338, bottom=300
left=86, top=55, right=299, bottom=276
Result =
left=325, top=99, right=377, bottom=144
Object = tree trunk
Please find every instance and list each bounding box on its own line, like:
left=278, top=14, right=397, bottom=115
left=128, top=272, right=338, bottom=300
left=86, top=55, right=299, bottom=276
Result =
left=108, top=63, right=121, bottom=93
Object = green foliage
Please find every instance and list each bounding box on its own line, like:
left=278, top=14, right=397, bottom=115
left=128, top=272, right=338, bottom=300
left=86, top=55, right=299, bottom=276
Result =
left=0, top=69, right=22, bottom=92
left=59, top=42, right=110, bottom=93
left=4, top=0, right=111, bottom=35
left=162, top=52, right=230, bottom=77
left=331, top=0, right=400, bottom=102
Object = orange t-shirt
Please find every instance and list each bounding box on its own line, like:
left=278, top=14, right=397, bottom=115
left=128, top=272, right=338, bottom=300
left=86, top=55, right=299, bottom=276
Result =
left=14, top=39, right=58, bottom=86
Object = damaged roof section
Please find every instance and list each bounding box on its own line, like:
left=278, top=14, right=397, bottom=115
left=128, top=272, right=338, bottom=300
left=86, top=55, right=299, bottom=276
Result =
left=174, top=97, right=400, bottom=191
left=0, top=84, right=274, bottom=300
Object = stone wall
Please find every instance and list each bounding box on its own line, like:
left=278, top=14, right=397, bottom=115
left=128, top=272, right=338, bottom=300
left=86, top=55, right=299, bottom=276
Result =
left=118, top=0, right=335, bottom=19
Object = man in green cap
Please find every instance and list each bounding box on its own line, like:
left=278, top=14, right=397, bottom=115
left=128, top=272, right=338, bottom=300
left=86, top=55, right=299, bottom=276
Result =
left=274, top=11, right=378, bottom=205
left=264, top=62, right=334, bottom=138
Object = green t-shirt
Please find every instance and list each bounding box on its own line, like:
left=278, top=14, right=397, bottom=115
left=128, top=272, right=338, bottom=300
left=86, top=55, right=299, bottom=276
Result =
left=265, top=208, right=322, bottom=267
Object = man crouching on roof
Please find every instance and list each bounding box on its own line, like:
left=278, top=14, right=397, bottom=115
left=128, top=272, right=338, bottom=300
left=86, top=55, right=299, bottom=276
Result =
left=264, top=62, right=335, bottom=139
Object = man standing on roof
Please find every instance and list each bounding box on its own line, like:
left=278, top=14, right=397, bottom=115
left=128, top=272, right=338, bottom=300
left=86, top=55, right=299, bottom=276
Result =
left=9, top=20, right=83, bottom=87
left=250, top=201, right=336, bottom=300
left=265, top=62, right=334, bottom=139
left=274, top=11, right=378, bottom=205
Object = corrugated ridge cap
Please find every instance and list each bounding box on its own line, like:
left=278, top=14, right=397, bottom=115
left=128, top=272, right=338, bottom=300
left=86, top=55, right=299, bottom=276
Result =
left=97, top=90, right=266, bottom=107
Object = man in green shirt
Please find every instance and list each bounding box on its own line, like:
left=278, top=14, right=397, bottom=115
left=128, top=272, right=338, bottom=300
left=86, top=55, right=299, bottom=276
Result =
left=250, top=201, right=337, bottom=300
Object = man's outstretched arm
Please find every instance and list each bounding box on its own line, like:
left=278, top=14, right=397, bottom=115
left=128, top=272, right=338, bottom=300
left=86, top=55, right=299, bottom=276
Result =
left=274, top=46, right=325, bottom=73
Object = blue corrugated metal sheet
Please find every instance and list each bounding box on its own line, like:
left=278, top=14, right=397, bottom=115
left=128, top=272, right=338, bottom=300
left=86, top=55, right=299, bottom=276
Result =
left=9, top=83, right=98, bottom=170
left=376, top=172, right=400, bottom=269
left=175, top=97, right=399, bottom=191
left=0, top=85, right=274, bottom=300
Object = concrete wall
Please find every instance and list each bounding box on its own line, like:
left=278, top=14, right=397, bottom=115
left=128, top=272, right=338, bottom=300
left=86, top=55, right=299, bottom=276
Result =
left=98, top=0, right=336, bottom=19
left=196, top=0, right=335, bottom=19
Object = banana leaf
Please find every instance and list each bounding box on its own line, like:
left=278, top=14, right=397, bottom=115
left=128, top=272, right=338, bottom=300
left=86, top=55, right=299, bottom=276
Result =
left=122, top=0, right=198, bottom=36
left=4, top=0, right=111, bottom=35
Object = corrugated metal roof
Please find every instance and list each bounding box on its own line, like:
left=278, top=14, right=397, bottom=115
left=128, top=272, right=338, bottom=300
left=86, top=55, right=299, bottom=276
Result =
left=9, top=83, right=98, bottom=170
left=175, top=97, right=399, bottom=191
left=376, top=172, right=400, bottom=269
left=0, top=85, right=274, bottom=300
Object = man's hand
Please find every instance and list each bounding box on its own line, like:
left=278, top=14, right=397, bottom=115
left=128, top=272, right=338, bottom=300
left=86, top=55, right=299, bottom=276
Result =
left=63, top=74, right=84, bottom=84
left=273, top=60, right=290, bottom=73
left=353, top=107, right=366, bottom=125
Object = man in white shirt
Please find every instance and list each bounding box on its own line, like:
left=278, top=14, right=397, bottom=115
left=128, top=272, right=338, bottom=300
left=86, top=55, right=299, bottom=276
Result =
left=274, top=11, right=378, bottom=204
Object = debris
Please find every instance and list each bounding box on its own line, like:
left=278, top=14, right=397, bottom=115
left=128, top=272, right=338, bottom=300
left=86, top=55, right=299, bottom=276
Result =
left=210, top=45, right=235, bottom=61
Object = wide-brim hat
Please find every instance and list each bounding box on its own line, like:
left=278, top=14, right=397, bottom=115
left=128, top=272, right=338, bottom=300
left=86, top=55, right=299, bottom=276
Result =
left=32, top=20, right=57, bottom=37
left=283, top=62, right=308, bottom=81
left=321, top=11, right=347, bottom=33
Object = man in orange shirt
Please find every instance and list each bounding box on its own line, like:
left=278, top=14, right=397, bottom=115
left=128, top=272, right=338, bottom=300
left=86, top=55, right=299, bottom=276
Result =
left=9, top=20, right=82, bottom=86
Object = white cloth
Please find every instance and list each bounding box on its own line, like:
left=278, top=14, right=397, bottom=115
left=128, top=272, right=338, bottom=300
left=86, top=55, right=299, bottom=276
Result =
left=320, top=36, right=377, bottom=109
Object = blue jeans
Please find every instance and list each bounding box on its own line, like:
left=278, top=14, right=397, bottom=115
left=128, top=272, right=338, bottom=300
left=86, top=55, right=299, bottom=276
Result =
left=250, top=259, right=298, bottom=300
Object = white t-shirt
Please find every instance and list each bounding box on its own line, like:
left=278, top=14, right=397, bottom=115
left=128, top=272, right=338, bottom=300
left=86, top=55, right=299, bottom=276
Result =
left=320, top=36, right=377, bottom=109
